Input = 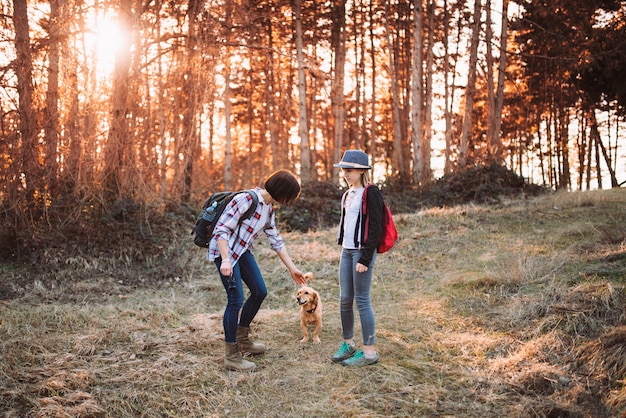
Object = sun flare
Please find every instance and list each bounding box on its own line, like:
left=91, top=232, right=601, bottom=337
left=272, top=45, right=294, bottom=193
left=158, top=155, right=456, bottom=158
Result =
left=85, top=11, right=130, bottom=76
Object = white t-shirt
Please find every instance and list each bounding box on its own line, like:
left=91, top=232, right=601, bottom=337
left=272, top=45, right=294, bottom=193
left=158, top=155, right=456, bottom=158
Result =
left=342, top=186, right=364, bottom=249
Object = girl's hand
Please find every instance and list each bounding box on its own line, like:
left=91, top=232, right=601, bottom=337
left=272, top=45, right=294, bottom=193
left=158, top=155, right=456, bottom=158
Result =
left=356, top=263, right=369, bottom=273
left=220, top=260, right=233, bottom=277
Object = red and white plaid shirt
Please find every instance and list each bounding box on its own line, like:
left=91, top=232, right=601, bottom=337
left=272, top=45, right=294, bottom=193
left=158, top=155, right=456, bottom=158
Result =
left=207, top=188, right=285, bottom=266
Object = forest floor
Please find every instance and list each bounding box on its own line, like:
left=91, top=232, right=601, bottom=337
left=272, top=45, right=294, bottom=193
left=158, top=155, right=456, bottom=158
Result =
left=0, top=177, right=625, bottom=417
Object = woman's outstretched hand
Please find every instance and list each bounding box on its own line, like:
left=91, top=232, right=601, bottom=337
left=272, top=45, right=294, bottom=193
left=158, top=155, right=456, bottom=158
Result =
left=291, top=269, right=307, bottom=285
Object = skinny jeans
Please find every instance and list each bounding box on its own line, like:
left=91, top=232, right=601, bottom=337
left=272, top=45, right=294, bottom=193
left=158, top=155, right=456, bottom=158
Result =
left=339, top=248, right=377, bottom=346
left=215, top=250, right=267, bottom=343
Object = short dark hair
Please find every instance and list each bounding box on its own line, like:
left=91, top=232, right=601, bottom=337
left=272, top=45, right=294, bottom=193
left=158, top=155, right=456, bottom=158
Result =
left=263, top=170, right=301, bottom=206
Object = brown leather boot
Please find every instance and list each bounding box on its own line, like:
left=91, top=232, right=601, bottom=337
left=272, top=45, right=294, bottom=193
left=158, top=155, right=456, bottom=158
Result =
left=224, top=342, right=255, bottom=371
left=236, top=326, right=266, bottom=355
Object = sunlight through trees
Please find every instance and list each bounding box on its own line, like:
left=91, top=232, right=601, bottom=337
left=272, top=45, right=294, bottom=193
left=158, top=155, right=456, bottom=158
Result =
left=0, top=0, right=624, bottom=245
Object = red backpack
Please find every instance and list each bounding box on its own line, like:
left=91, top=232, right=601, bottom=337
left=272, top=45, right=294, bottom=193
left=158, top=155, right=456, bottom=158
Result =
left=361, top=184, right=398, bottom=254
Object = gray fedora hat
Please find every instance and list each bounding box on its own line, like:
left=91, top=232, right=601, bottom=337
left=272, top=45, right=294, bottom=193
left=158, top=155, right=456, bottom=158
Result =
left=334, top=150, right=372, bottom=169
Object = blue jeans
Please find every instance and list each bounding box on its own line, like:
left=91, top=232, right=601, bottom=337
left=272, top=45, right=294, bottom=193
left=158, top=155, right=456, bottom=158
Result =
left=339, top=248, right=377, bottom=346
left=215, top=251, right=267, bottom=343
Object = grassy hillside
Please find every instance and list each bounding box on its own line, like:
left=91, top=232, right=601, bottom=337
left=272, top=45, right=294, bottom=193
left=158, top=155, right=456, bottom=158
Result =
left=1, top=189, right=624, bottom=417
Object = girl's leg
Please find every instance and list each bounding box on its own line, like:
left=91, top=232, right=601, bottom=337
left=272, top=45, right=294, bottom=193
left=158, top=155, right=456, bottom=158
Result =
left=339, top=248, right=356, bottom=341
left=237, top=251, right=268, bottom=328
left=215, top=258, right=244, bottom=343
left=332, top=248, right=359, bottom=363
left=354, top=251, right=377, bottom=354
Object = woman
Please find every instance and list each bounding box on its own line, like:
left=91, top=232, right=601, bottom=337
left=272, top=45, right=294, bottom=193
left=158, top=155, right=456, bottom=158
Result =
left=331, top=150, right=383, bottom=367
left=208, top=170, right=307, bottom=371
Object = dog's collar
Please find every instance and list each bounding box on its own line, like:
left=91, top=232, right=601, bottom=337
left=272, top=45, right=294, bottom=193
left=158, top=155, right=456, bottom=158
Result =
left=306, top=306, right=317, bottom=314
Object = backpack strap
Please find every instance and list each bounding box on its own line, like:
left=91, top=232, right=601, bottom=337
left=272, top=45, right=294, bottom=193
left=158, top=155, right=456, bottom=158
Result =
left=238, top=190, right=259, bottom=226
left=361, top=184, right=373, bottom=241
left=230, top=190, right=259, bottom=248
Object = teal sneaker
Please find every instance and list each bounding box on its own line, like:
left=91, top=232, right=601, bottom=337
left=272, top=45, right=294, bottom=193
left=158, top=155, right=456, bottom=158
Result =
left=342, top=350, right=379, bottom=367
left=331, top=342, right=356, bottom=363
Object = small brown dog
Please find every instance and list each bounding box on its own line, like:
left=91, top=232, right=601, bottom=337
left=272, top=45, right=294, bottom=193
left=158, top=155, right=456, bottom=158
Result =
left=296, top=272, right=323, bottom=344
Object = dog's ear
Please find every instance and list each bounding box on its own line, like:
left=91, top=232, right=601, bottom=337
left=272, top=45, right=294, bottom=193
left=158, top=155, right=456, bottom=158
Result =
left=303, top=272, right=313, bottom=283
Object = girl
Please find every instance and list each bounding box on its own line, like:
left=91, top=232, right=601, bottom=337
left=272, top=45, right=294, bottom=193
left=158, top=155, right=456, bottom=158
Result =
left=208, top=170, right=307, bottom=371
left=331, top=150, right=384, bottom=367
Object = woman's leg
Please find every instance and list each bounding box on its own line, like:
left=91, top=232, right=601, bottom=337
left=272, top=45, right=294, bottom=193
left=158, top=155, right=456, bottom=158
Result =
left=237, top=251, right=268, bottom=328
left=215, top=258, right=244, bottom=343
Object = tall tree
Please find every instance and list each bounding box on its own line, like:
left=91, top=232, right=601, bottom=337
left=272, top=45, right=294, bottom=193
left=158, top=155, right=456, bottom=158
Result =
left=294, top=0, right=312, bottom=184
left=179, top=0, right=201, bottom=202
left=13, top=0, right=40, bottom=210
left=459, top=0, right=482, bottom=167
left=223, top=1, right=235, bottom=189
left=367, top=1, right=378, bottom=171
left=411, top=0, right=424, bottom=185
left=491, top=0, right=509, bottom=164
left=512, top=0, right=624, bottom=188
left=588, top=109, right=620, bottom=188
left=443, top=2, right=465, bottom=174
left=263, top=7, right=280, bottom=174
left=330, top=0, right=347, bottom=182
left=442, top=0, right=452, bottom=174
left=384, top=0, right=405, bottom=179
left=102, top=2, right=134, bottom=202
left=422, top=0, right=434, bottom=183
left=484, top=0, right=497, bottom=163
left=43, top=0, right=64, bottom=198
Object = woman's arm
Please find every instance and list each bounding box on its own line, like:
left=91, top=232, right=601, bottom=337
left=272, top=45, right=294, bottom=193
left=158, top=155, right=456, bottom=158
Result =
left=217, top=238, right=232, bottom=276
left=276, top=247, right=306, bottom=285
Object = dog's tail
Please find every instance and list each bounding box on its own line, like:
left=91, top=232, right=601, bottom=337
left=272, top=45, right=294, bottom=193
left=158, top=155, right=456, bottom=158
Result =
left=303, top=272, right=313, bottom=282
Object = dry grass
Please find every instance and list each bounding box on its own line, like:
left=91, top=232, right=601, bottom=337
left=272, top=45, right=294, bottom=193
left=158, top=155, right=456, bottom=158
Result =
left=1, top=189, right=625, bottom=417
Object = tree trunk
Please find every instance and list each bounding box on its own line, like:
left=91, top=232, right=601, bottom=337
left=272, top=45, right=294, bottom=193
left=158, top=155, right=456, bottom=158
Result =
left=64, top=37, right=81, bottom=197
left=536, top=114, right=546, bottom=187
left=13, top=0, right=40, bottom=208
left=447, top=5, right=463, bottom=174
left=294, top=0, right=311, bottom=184
left=589, top=109, right=619, bottom=188
left=585, top=116, right=592, bottom=190
left=81, top=8, right=97, bottom=191
left=559, top=110, right=571, bottom=190
left=547, top=112, right=555, bottom=188
left=442, top=0, right=452, bottom=175
left=331, top=0, right=347, bottom=182
left=102, top=3, right=133, bottom=202
left=180, top=0, right=200, bottom=202
left=223, top=1, right=234, bottom=189
left=368, top=1, right=377, bottom=173
left=459, top=0, right=482, bottom=167
left=484, top=0, right=497, bottom=163
left=44, top=0, right=64, bottom=198
left=224, top=67, right=233, bottom=190
left=384, top=1, right=405, bottom=179
left=492, top=0, right=508, bottom=164
left=594, top=126, right=602, bottom=189
left=411, top=0, right=424, bottom=185
left=353, top=1, right=362, bottom=149
left=265, top=13, right=279, bottom=173
left=422, top=0, right=434, bottom=184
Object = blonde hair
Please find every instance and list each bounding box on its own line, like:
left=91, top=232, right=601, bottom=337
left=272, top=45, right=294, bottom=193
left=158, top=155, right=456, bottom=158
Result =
left=361, top=170, right=370, bottom=186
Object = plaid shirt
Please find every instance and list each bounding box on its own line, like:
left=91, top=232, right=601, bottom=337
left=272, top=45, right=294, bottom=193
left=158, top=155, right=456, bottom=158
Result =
left=207, top=188, right=285, bottom=266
